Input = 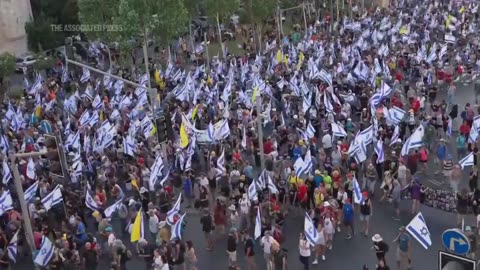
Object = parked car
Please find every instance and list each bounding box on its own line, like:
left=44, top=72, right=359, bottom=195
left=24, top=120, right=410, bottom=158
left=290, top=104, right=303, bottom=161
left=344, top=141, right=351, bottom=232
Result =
left=15, top=55, right=36, bottom=73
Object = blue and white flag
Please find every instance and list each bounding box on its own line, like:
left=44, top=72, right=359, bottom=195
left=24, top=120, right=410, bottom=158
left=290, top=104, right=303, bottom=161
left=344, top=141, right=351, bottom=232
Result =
left=304, top=212, right=318, bottom=246
left=389, top=125, right=400, bottom=146
left=41, top=185, right=63, bottom=211
left=85, top=190, right=101, bottom=212
left=267, top=175, right=279, bottom=194
left=406, top=212, right=431, bottom=250
left=148, top=155, right=165, bottom=191
left=447, top=118, right=452, bottom=137
left=0, top=191, right=13, bottom=215
left=34, top=236, right=54, bottom=266
left=216, top=150, right=226, bottom=177
left=123, top=135, right=136, bottom=157
left=7, top=230, right=18, bottom=263
left=331, top=122, right=347, bottom=137
left=301, top=150, right=313, bottom=175
left=24, top=180, right=39, bottom=202
left=171, top=213, right=186, bottom=240
left=254, top=207, right=261, bottom=239
left=353, top=176, right=364, bottom=204
left=293, top=157, right=306, bottom=177
left=2, top=160, right=11, bottom=185
left=459, top=152, right=474, bottom=169
left=388, top=106, right=406, bottom=124
left=248, top=181, right=258, bottom=201
left=207, top=122, right=215, bottom=142
left=61, top=66, right=69, bottom=83
left=401, top=125, right=424, bottom=156
left=80, top=67, right=91, bottom=83
left=375, top=140, right=385, bottom=164
left=104, top=199, right=123, bottom=220
left=167, top=194, right=182, bottom=226
left=305, top=122, right=315, bottom=139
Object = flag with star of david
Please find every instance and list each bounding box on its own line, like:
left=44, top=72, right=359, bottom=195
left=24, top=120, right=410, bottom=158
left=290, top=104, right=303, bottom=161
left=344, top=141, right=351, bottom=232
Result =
left=406, top=212, right=431, bottom=249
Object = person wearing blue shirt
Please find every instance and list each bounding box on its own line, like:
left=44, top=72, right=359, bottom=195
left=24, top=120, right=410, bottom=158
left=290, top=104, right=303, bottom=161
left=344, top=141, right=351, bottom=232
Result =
left=292, top=143, right=302, bottom=161
left=75, top=218, right=88, bottom=247
left=313, top=170, right=323, bottom=188
left=436, top=139, right=447, bottom=174
left=343, top=198, right=354, bottom=239
left=184, top=176, right=193, bottom=208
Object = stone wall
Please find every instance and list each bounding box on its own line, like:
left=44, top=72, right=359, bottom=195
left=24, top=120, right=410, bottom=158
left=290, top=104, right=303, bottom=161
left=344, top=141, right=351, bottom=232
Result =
left=0, top=0, right=32, bottom=56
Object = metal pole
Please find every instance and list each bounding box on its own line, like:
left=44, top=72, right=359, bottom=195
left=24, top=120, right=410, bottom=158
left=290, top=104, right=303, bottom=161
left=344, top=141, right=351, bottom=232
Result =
left=65, top=59, right=156, bottom=92
left=361, top=0, right=365, bottom=14
left=330, top=0, right=334, bottom=33
left=256, top=97, right=265, bottom=169
left=302, top=2, right=308, bottom=34
left=142, top=36, right=156, bottom=111
left=204, top=32, right=210, bottom=71
left=10, top=150, right=48, bottom=256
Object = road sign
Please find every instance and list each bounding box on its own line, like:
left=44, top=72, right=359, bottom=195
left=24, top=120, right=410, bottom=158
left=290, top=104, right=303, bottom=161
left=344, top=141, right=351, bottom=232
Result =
left=441, top=229, right=470, bottom=255
left=438, top=251, right=476, bottom=270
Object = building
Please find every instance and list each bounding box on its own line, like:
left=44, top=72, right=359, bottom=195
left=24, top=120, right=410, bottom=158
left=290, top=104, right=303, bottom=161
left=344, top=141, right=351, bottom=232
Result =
left=0, top=0, right=33, bottom=56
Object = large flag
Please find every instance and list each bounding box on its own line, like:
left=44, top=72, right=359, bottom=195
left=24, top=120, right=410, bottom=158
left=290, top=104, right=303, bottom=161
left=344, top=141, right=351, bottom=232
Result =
left=254, top=207, right=261, bottom=239
left=7, top=230, right=18, bottom=263
left=248, top=181, right=257, bottom=201
left=167, top=194, right=182, bottom=225
left=24, top=180, right=39, bottom=202
left=34, top=236, right=54, bottom=266
left=41, top=186, right=63, bottom=211
left=104, top=199, right=123, bottom=220
left=171, top=213, right=186, bottom=240
left=267, top=175, right=279, bottom=194
left=352, top=176, right=364, bottom=204
left=26, top=158, right=36, bottom=180
left=401, top=125, right=424, bottom=156
left=389, top=125, right=400, bottom=146
left=2, top=160, right=11, bottom=184
left=374, top=140, right=385, bottom=164
left=0, top=191, right=13, bottom=215
left=406, top=212, right=432, bottom=250
left=85, top=190, right=102, bottom=212
left=130, top=209, right=144, bottom=242
left=331, top=122, right=347, bottom=137
left=459, top=152, right=474, bottom=169
left=304, top=212, right=318, bottom=246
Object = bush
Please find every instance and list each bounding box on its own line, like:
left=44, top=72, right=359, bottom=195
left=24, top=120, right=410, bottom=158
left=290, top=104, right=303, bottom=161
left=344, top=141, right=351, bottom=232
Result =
left=25, top=16, right=65, bottom=52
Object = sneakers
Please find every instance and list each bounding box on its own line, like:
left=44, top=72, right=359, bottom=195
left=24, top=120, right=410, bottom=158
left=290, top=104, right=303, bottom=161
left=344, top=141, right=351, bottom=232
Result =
left=328, top=245, right=333, bottom=250
left=312, top=259, right=318, bottom=265
left=346, top=234, right=352, bottom=239
left=322, top=255, right=326, bottom=261
left=337, top=227, right=341, bottom=232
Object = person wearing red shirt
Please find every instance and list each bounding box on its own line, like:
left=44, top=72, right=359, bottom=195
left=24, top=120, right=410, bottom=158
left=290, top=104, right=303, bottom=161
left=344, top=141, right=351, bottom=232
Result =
left=264, top=139, right=273, bottom=155
left=460, top=120, right=471, bottom=136
left=411, top=98, right=420, bottom=113
left=297, top=180, right=308, bottom=209
left=395, top=72, right=403, bottom=82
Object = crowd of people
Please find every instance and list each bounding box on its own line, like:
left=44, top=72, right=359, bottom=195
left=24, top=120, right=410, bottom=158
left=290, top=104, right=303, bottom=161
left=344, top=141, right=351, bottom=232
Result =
left=2, top=0, right=480, bottom=269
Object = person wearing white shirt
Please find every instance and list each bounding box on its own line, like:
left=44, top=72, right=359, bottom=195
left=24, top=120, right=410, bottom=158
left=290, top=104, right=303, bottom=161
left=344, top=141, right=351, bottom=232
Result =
left=322, top=133, right=333, bottom=156
left=260, top=231, right=276, bottom=270
left=148, top=210, right=159, bottom=240
left=298, top=233, right=311, bottom=269
left=239, top=194, right=250, bottom=234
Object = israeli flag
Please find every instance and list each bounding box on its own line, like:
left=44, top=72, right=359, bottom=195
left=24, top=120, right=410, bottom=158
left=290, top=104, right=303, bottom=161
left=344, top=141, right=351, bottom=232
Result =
left=7, top=230, right=18, bottom=263
left=24, top=180, right=39, bottom=202
left=207, top=122, right=215, bottom=142
left=353, top=176, right=364, bottom=204
left=388, top=106, right=406, bottom=124
left=375, top=140, right=385, bottom=164
left=148, top=155, right=165, bottom=191
left=254, top=207, right=261, bottom=239
left=104, top=199, right=123, bottom=220
left=331, top=122, right=347, bottom=137
left=406, top=212, right=431, bottom=250
left=293, top=157, right=306, bottom=177
left=62, top=67, right=69, bottom=83
left=447, top=118, right=452, bottom=137
left=305, top=122, right=316, bottom=139
left=248, top=181, right=258, bottom=201
left=401, top=125, right=424, bottom=156
left=123, top=135, right=136, bottom=157
left=80, top=67, right=91, bottom=84
left=2, top=160, right=11, bottom=185
left=267, top=175, right=279, bottom=194
left=166, top=194, right=182, bottom=226
left=85, top=190, right=102, bottom=212
left=171, top=213, right=186, bottom=240
left=216, top=150, right=226, bottom=177
left=301, top=150, right=313, bottom=176
left=41, top=185, right=63, bottom=211
left=0, top=191, right=13, bottom=215
left=26, top=158, right=36, bottom=180
left=389, top=125, right=400, bottom=146
left=304, top=212, right=318, bottom=246
left=34, top=236, right=54, bottom=266
left=459, top=152, right=474, bottom=169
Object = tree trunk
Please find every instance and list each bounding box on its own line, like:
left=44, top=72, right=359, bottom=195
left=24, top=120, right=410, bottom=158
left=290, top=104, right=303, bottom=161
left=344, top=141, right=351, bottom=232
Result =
left=257, top=25, right=263, bottom=54
left=216, top=13, right=225, bottom=59
left=189, top=17, right=195, bottom=63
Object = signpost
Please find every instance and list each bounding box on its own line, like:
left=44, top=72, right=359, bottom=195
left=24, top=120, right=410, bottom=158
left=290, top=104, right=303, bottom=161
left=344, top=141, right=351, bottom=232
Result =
left=441, top=229, right=470, bottom=256
left=438, top=251, right=476, bottom=270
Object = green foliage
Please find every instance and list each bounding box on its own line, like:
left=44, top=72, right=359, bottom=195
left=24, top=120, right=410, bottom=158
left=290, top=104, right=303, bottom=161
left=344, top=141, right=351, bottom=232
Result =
left=204, top=0, right=240, bottom=23
left=25, top=16, right=65, bottom=52
left=251, top=0, right=278, bottom=24
left=183, top=0, right=199, bottom=17
left=33, top=56, right=56, bottom=71
left=0, top=53, right=15, bottom=80
left=279, top=0, right=297, bottom=9
left=77, top=0, right=121, bottom=43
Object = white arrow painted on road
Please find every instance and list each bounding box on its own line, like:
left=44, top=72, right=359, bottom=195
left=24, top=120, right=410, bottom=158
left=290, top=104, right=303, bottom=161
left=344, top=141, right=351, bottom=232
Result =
left=449, top=237, right=467, bottom=250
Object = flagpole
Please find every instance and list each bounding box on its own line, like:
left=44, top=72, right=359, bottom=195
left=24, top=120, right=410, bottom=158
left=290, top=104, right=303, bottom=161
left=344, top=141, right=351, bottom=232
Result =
left=10, top=150, right=48, bottom=256
left=256, top=96, right=265, bottom=169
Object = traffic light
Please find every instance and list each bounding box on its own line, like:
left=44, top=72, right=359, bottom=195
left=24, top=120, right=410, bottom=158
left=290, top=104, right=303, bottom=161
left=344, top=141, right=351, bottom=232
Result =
left=43, top=135, right=64, bottom=178
left=155, top=113, right=174, bottom=144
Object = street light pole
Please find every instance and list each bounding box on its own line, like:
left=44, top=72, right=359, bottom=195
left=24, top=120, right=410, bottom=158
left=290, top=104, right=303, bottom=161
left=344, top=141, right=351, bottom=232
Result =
left=256, top=97, right=265, bottom=169
left=10, top=150, right=48, bottom=256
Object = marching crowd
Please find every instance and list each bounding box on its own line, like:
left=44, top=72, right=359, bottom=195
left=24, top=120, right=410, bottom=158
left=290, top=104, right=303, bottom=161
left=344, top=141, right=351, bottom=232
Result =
left=1, top=0, right=480, bottom=269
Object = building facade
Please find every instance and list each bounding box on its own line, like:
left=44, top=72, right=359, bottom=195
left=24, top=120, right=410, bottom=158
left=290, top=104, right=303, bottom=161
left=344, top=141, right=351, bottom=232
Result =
left=0, top=0, right=32, bottom=56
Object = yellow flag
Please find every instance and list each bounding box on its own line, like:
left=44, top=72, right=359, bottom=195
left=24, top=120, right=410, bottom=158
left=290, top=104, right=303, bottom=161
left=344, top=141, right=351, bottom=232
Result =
left=207, top=75, right=212, bottom=86
left=297, top=52, right=305, bottom=70
left=283, top=55, right=288, bottom=65
left=399, top=27, right=408, bottom=35
left=180, top=122, right=189, bottom=148
left=460, top=6, right=465, bottom=13
left=191, top=104, right=200, bottom=120
left=154, top=69, right=161, bottom=85
left=251, top=86, right=258, bottom=104
left=35, top=106, right=41, bottom=118
left=150, top=124, right=157, bottom=136
left=131, top=179, right=139, bottom=190
left=276, top=49, right=282, bottom=63
left=99, top=110, right=104, bottom=122
left=446, top=15, right=452, bottom=28
left=130, top=209, right=143, bottom=242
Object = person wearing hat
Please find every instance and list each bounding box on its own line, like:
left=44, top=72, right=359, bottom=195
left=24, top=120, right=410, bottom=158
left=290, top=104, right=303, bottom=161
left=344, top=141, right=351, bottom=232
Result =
left=393, top=226, right=411, bottom=269
left=226, top=227, right=239, bottom=269
left=359, top=191, right=372, bottom=236
left=372, top=234, right=389, bottom=265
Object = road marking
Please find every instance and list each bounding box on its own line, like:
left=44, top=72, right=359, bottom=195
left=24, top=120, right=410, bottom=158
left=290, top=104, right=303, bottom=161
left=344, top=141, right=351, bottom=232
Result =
left=429, top=179, right=442, bottom=186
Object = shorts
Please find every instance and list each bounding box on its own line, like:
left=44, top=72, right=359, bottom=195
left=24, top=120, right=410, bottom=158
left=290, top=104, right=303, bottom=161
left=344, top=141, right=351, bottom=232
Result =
left=396, top=248, right=409, bottom=261
left=393, top=200, right=400, bottom=209
left=227, top=250, right=237, bottom=262
left=360, top=214, right=370, bottom=221
left=344, top=220, right=353, bottom=227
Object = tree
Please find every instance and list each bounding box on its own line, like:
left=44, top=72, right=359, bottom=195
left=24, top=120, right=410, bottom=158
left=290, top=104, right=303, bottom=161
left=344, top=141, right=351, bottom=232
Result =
left=249, top=0, right=278, bottom=52
left=0, top=53, right=16, bottom=102
left=25, top=16, right=65, bottom=52
left=204, top=0, right=240, bottom=57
